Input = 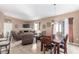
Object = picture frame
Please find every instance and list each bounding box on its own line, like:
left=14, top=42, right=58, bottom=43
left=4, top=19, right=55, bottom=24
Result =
left=42, top=24, right=46, bottom=29
left=47, top=22, right=51, bottom=27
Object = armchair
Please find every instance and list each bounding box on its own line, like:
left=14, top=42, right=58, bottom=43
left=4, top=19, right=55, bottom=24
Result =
left=0, top=32, right=12, bottom=54
left=21, top=32, right=34, bottom=45
left=11, top=31, right=22, bottom=41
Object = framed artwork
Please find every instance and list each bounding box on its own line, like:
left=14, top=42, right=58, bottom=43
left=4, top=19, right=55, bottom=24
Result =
left=47, top=22, right=51, bottom=27
left=5, top=19, right=12, bottom=23
left=42, top=24, right=46, bottom=29
left=15, top=24, right=18, bottom=28
left=15, top=24, right=21, bottom=28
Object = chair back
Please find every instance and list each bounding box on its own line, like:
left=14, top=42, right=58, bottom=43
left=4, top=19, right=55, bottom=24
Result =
left=7, top=32, right=12, bottom=54
left=41, top=31, right=46, bottom=36
left=64, top=35, right=68, bottom=44
left=42, top=36, right=51, bottom=46
left=56, top=32, right=62, bottom=40
left=11, top=31, right=17, bottom=39
left=52, top=34, right=55, bottom=40
left=0, top=33, right=3, bottom=38
left=6, top=32, right=9, bottom=38
left=7, top=32, right=12, bottom=44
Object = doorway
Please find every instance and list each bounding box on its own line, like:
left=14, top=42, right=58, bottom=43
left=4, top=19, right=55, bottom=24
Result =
left=3, top=22, right=12, bottom=37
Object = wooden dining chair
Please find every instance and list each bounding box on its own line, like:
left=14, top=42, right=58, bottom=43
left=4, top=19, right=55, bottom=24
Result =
left=40, top=36, right=56, bottom=54
left=0, top=32, right=12, bottom=54
left=60, top=35, right=68, bottom=54
left=40, top=36, right=50, bottom=51
left=0, top=33, right=3, bottom=38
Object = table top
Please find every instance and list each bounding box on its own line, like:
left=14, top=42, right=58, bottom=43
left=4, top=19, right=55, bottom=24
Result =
left=52, top=38, right=61, bottom=44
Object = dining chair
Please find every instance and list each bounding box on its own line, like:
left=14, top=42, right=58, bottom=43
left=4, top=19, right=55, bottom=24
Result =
left=60, top=35, right=68, bottom=54
left=40, top=36, right=56, bottom=54
left=41, top=31, right=46, bottom=36
left=0, top=33, right=3, bottom=38
left=0, top=32, right=12, bottom=54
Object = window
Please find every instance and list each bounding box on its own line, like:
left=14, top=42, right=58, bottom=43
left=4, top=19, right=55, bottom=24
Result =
left=4, top=22, right=12, bottom=37
left=64, top=19, right=69, bottom=36
left=34, top=22, right=40, bottom=32
left=34, top=23, right=38, bottom=31
left=59, top=23, right=62, bottom=32
left=53, top=22, right=62, bottom=34
left=53, top=19, right=69, bottom=36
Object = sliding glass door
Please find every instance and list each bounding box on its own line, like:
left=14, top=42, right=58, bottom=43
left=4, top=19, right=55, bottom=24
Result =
left=53, top=19, right=69, bottom=36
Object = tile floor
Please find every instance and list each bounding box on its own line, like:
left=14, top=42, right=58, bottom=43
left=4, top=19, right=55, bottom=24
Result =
left=10, top=39, right=79, bottom=54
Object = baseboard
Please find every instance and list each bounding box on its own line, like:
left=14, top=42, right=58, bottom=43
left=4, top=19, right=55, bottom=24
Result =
left=68, top=42, right=79, bottom=47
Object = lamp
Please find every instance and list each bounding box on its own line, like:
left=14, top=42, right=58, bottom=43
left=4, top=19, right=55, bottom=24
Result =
left=51, top=4, right=56, bottom=35
left=51, top=22, right=54, bottom=25
left=51, top=4, right=56, bottom=25
left=51, top=20, right=55, bottom=25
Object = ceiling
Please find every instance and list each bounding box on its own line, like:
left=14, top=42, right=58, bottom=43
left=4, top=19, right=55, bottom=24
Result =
left=0, top=4, right=79, bottom=21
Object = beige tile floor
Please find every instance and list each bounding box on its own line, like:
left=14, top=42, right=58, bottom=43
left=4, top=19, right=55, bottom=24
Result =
left=10, top=39, right=79, bottom=54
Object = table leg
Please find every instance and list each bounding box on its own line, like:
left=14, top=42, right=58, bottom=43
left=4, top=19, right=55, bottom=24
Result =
left=54, top=45, right=57, bottom=54
left=0, top=47, right=1, bottom=54
left=57, top=43, right=60, bottom=54
left=41, top=42, right=43, bottom=51
left=36, top=38, right=37, bottom=43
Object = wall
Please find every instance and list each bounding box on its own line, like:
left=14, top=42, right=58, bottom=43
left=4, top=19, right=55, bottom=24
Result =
left=33, top=11, right=79, bottom=43
left=5, top=16, right=27, bottom=32
left=31, top=17, right=53, bottom=36
left=0, top=10, right=79, bottom=43
left=54, top=11, right=79, bottom=43
left=0, top=11, right=4, bottom=33
left=0, top=11, right=27, bottom=33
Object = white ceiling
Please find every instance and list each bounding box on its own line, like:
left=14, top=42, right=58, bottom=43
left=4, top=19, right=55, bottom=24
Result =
left=0, top=4, right=79, bottom=20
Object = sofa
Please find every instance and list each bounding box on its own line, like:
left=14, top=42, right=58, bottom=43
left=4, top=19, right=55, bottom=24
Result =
left=11, top=31, right=22, bottom=41
left=21, top=32, right=34, bottom=45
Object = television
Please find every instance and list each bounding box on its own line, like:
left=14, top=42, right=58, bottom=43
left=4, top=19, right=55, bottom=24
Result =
left=23, top=24, right=30, bottom=28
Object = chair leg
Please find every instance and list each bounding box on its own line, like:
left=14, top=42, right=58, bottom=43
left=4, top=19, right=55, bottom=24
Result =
left=50, top=49, right=52, bottom=54
left=41, top=42, right=43, bottom=51
left=64, top=47, right=67, bottom=54
left=6, top=46, right=7, bottom=50
left=46, top=47, right=48, bottom=51
left=50, top=45, right=53, bottom=54
left=0, top=47, right=1, bottom=54
left=7, top=45, right=10, bottom=54
left=54, top=46, right=56, bottom=54
left=6, top=45, right=10, bottom=54
left=44, top=47, right=46, bottom=54
left=7, top=49, right=10, bottom=54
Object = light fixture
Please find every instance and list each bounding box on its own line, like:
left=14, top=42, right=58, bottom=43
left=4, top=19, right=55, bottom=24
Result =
left=51, top=22, right=54, bottom=25
left=51, top=4, right=56, bottom=40
left=51, top=4, right=56, bottom=25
